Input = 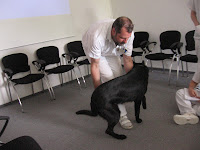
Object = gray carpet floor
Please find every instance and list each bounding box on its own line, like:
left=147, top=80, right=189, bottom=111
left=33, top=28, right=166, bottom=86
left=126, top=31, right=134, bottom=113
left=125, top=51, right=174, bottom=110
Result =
left=0, top=70, right=200, bottom=150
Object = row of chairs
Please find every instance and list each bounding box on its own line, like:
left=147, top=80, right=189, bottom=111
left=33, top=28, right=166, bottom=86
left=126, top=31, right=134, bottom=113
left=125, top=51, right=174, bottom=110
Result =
left=1, top=31, right=197, bottom=112
left=131, top=30, right=197, bottom=84
left=1, top=41, right=90, bottom=112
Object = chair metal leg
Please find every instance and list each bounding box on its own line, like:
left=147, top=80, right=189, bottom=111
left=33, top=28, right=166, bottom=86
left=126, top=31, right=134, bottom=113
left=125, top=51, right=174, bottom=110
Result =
left=162, top=60, right=165, bottom=73
left=150, top=60, right=153, bottom=72
left=181, top=60, right=184, bottom=77
left=145, top=59, right=148, bottom=66
left=176, top=57, right=180, bottom=86
left=168, top=55, right=176, bottom=85
left=41, top=79, right=45, bottom=92
left=77, top=65, right=87, bottom=88
left=87, top=65, right=90, bottom=75
left=186, top=62, right=189, bottom=77
left=0, top=116, right=9, bottom=138
left=7, top=81, right=12, bottom=101
left=145, top=59, right=153, bottom=72
left=11, top=84, right=24, bottom=113
left=72, top=69, right=82, bottom=90
left=141, top=53, right=144, bottom=62
left=43, top=75, right=56, bottom=100
left=59, top=73, right=64, bottom=86
left=31, top=83, right=34, bottom=95
left=71, top=70, right=73, bottom=80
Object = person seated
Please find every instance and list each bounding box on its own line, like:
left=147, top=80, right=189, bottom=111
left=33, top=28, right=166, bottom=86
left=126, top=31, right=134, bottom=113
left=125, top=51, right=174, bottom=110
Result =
left=173, top=66, right=200, bottom=125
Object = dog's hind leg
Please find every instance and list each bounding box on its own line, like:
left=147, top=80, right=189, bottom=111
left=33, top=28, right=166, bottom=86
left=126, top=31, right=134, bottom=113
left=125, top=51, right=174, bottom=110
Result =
left=142, top=96, right=146, bottom=109
left=135, top=100, right=142, bottom=123
left=99, top=106, right=127, bottom=140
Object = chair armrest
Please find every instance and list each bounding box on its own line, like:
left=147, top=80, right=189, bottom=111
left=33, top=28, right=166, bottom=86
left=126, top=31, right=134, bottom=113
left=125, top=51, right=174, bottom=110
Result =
left=62, top=52, right=80, bottom=63
left=32, top=60, right=46, bottom=71
left=147, top=42, right=157, bottom=46
left=140, top=41, right=149, bottom=49
left=62, top=53, right=72, bottom=64
left=0, top=116, right=9, bottom=137
left=170, top=42, right=183, bottom=54
left=140, top=41, right=157, bottom=52
left=69, top=52, right=80, bottom=58
left=62, top=53, right=67, bottom=58
left=3, top=68, right=13, bottom=79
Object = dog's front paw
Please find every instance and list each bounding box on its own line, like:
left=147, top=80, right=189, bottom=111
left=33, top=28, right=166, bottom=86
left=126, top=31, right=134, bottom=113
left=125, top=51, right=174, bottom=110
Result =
left=106, top=130, right=127, bottom=140
left=116, top=134, right=127, bottom=140
left=136, top=117, right=142, bottom=123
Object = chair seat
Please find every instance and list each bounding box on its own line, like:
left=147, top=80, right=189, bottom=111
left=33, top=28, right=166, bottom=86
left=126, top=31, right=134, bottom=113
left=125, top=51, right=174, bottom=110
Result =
left=0, top=136, right=42, bottom=150
left=12, top=74, right=44, bottom=84
left=180, top=54, right=198, bottom=63
left=145, top=53, right=173, bottom=60
left=45, top=65, right=74, bottom=74
left=77, top=59, right=90, bottom=66
left=131, top=51, right=143, bottom=57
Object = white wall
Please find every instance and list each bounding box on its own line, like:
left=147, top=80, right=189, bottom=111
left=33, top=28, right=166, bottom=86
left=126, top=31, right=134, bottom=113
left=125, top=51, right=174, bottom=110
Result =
left=0, top=0, right=113, bottom=105
left=111, top=0, right=197, bottom=71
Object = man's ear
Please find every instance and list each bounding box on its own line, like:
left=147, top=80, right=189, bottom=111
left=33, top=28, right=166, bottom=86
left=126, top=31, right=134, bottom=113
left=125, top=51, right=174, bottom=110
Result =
left=111, top=28, right=116, bottom=36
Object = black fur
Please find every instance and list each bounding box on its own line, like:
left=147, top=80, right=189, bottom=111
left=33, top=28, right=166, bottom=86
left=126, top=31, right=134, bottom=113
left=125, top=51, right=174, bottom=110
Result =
left=76, top=62, right=149, bottom=140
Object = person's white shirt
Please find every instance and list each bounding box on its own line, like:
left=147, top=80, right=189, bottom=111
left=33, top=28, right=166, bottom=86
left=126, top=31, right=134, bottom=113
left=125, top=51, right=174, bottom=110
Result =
left=82, top=19, right=134, bottom=62
left=188, top=0, right=200, bottom=22
left=188, top=0, right=200, bottom=39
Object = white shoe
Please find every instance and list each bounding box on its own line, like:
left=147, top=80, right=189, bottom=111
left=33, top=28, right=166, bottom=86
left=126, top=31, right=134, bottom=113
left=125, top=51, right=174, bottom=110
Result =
left=119, top=115, right=133, bottom=129
left=173, top=113, right=199, bottom=125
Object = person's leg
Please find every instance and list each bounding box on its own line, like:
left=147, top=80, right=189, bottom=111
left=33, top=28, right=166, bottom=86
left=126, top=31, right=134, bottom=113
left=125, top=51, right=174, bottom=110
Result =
left=192, top=103, right=200, bottom=116
left=104, top=56, right=127, bottom=115
left=173, top=89, right=199, bottom=125
left=99, top=56, right=133, bottom=129
left=195, top=38, right=200, bottom=62
left=99, top=56, right=115, bottom=83
left=175, top=89, right=196, bottom=114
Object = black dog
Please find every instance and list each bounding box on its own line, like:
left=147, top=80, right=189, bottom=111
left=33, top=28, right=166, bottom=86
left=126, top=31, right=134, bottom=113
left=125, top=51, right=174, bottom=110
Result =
left=76, top=62, right=149, bottom=140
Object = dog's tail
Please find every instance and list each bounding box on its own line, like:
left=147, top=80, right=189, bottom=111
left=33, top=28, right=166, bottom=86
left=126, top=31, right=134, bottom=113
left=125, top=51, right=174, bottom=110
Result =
left=76, top=110, right=98, bottom=116
left=142, top=96, right=146, bottom=109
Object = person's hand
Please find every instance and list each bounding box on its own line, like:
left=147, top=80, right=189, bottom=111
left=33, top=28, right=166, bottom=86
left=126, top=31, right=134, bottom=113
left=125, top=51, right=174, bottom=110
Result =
left=189, top=88, right=200, bottom=101
left=188, top=88, right=198, bottom=97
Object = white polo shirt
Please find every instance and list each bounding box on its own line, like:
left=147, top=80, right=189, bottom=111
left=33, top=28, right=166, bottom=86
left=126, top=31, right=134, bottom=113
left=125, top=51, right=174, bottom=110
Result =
left=188, top=0, right=200, bottom=22
left=188, top=0, right=200, bottom=39
left=82, top=19, right=134, bottom=62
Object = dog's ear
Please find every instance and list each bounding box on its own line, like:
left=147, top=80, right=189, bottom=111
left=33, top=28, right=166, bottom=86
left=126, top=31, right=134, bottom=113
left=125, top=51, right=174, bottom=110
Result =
left=142, top=96, right=146, bottom=109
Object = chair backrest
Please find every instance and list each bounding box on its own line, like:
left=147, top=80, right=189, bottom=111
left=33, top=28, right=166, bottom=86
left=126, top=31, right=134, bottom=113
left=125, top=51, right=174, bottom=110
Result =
left=67, top=41, right=86, bottom=57
left=185, top=30, right=195, bottom=51
left=2, top=53, right=30, bottom=75
left=160, top=30, right=181, bottom=50
left=36, top=46, right=60, bottom=65
left=133, top=32, right=149, bottom=48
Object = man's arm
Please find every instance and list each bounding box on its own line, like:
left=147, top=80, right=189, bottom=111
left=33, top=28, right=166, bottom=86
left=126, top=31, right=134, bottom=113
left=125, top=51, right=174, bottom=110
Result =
left=191, top=10, right=200, bottom=26
left=90, top=58, right=101, bottom=89
left=188, top=80, right=198, bottom=97
left=123, top=54, right=133, bottom=73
